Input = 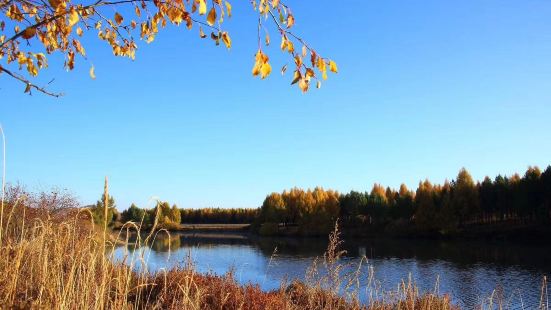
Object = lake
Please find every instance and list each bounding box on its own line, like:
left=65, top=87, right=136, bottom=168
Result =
left=112, top=232, right=551, bottom=309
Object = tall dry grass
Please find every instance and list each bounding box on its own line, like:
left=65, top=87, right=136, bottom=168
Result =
left=0, top=184, right=458, bottom=310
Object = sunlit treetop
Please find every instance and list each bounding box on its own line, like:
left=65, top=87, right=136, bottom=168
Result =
left=0, top=0, right=338, bottom=96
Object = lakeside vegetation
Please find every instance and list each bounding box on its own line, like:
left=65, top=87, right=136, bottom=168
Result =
left=105, top=166, right=551, bottom=238
left=0, top=186, right=459, bottom=309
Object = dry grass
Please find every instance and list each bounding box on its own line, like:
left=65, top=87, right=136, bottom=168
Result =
left=0, top=130, right=464, bottom=309
left=0, top=193, right=459, bottom=310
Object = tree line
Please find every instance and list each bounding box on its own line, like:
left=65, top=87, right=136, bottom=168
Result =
left=88, top=165, right=551, bottom=237
left=89, top=199, right=259, bottom=230
left=257, top=166, right=551, bottom=236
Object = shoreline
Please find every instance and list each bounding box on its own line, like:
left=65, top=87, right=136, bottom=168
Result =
left=114, top=222, right=551, bottom=244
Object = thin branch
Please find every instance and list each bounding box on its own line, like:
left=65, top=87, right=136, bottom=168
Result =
left=0, top=66, right=62, bottom=97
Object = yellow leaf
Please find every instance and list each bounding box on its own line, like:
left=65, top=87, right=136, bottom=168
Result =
left=168, top=7, right=183, bottom=24
left=302, top=45, right=307, bottom=57
left=286, top=14, right=294, bottom=28
left=329, top=60, right=338, bottom=73
left=252, top=63, right=261, bottom=76
left=89, top=65, right=96, bottom=79
left=199, top=0, right=207, bottom=15
left=286, top=40, right=294, bottom=53
left=207, top=7, right=216, bottom=26
left=316, top=80, right=321, bottom=89
left=225, top=1, right=232, bottom=17
left=260, top=62, right=271, bottom=79
left=291, top=70, right=301, bottom=85
left=265, top=34, right=270, bottom=46
left=48, top=0, right=62, bottom=9
left=221, top=32, right=231, bottom=49
left=280, top=36, right=287, bottom=51
left=298, top=78, right=309, bottom=92
left=114, top=12, right=123, bottom=25
left=76, top=27, right=83, bottom=36
left=21, top=27, right=36, bottom=39
left=68, top=8, right=79, bottom=27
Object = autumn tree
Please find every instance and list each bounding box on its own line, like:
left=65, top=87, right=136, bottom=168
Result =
left=170, top=204, right=181, bottom=223
left=1, top=0, right=337, bottom=95
left=258, top=187, right=339, bottom=235
left=259, top=192, right=285, bottom=223
left=413, top=180, right=434, bottom=231
left=392, top=183, right=414, bottom=220
left=449, top=168, right=479, bottom=226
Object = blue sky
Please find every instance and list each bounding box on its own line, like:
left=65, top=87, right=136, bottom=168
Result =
left=1, top=0, right=551, bottom=210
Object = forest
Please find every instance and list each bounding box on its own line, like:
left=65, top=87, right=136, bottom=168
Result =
left=101, top=165, right=551, bottom=238
left=257, top=166, right=551, bottom=236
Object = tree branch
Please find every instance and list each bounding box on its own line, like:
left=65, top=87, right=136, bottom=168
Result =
left=0, top=66, right=62, bottom=97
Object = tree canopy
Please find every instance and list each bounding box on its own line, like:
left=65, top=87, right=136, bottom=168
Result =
left=1, top=0, right=337, bottom=96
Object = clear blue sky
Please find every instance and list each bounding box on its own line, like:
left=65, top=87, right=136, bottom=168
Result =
left=1, top=0, right=551, bottom=210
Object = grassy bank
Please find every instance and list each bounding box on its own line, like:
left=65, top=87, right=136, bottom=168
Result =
left=0, top=198, right=461, bottom=309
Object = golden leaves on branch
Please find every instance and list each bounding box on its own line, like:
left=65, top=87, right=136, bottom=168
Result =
left=247, top=0, right=339, bottom=92
left=68, top=8, right=79, bottom=26
left=2, top=0, right=337, bottom=96
left=6, top=3, right=24, bottom=21
left=252, top=50, right=271, bottom=79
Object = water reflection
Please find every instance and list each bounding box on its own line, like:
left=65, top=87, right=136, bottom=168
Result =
left=112, top=232, right=550, bottom=309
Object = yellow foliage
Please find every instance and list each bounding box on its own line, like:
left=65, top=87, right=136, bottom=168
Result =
left=1, top=0, right=337, bottom=96
left=221, top=32, right=231, bottom=49
left=199, top=0, right=207, bottom=15
left=329, top=60, right=338, bottom=73
left=114, top=12, right=123, bottom=25
left=225, top=1, right=232, bottom=17
left=207, top=7, right=216, bottom=26
left=68, top=8, right=79, bottom=27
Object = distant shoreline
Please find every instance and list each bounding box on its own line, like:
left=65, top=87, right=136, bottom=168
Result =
left=115, top=221, right=551, bottom=243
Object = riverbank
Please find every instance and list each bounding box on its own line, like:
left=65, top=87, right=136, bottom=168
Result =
left=114, top=220, right=551, bottom=244
left=1, top=209, right=459, bottom=309
left=252, top=221, right=551, bottom=243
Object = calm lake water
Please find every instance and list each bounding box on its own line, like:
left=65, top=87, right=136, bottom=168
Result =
left=112, top=232, right=550, bottom=309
